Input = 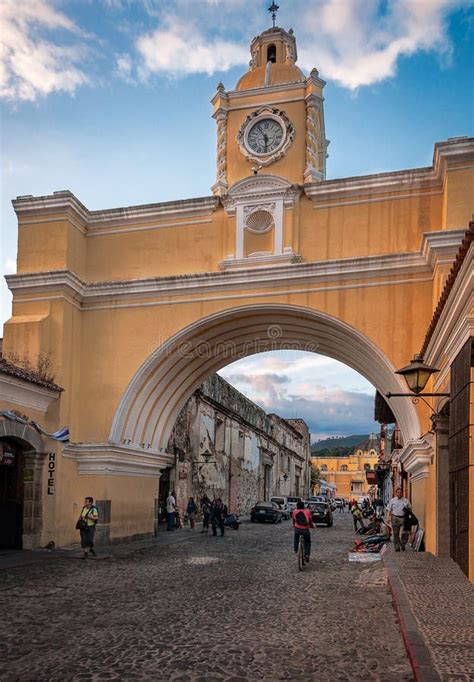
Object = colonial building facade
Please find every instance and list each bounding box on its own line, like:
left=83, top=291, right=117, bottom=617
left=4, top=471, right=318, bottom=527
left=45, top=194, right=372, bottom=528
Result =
left=168, top=374, right=310, bottom=523
left=0, top=21, right=473, bottom=575
left=311, top=434, right=380, bottom=500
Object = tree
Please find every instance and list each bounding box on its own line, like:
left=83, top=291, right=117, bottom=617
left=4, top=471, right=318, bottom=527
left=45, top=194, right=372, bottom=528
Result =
left=311, top=463, right=321, bottom=485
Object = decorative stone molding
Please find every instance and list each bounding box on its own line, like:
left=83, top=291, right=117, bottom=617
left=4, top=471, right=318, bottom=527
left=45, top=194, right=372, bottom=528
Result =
left=304, top=137, right=474, bottom=206
left=219, top=252, right=302, bottom=271
left=0, top=373, right=60, bottom=413
left=222, top=175, right=300, bottom=264
left=303, top=94, right=327, bottom=183
left=0, top=417, right=47, bottom=453
left=426, top=243, right=474, bottom=386
left=62, top=442, right=173, bottom=477
left=211, top=106, right=228, bottom=196
left=12, top=190, right=220, bottom=234
left=109, top=304, right=420, bottom=453
left=398, top=437, right=433, bottom=482
left=6, top=227, right=466, bottom=305
left=244, top=204, right=275, bottom=234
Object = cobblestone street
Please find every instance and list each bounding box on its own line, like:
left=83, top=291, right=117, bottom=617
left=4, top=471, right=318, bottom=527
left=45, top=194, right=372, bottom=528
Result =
left=0, top=513, right=412, bottom=681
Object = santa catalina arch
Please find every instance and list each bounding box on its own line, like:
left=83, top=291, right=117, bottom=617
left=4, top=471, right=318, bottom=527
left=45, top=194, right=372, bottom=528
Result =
left=2, top=23, right=473, bottom=566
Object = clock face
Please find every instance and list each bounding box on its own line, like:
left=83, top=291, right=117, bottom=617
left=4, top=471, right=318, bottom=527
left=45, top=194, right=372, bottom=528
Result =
left=246, top=118, right=285, bottom=156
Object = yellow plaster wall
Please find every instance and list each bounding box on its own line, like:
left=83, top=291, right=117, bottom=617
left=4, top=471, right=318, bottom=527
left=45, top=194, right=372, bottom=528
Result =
left=443, top=168, right=474, bottom=229
left=85, top=216, right=224, bottom=281
left=297, top=192, right=444, bottom=262
left=17, top=217, right=86, bottom=276
left=2, top=313, right=51, bottom=365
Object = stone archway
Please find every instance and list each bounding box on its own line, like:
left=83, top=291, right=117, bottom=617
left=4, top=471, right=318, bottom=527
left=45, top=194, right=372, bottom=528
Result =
left=0, top=418, right=47, bottom=549
left=110, top=304, right=420, bottom=455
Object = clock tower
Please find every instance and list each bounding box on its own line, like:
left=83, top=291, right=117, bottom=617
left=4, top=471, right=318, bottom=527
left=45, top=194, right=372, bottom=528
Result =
left=211, top=24, right=329, bottom=196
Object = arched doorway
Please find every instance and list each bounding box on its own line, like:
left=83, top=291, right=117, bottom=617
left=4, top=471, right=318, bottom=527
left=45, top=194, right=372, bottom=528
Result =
left=0, top=419, right=47, bottom=550
left=110, top=305, right=420, bottom=455
left=0, top=441, right=24, bottom=548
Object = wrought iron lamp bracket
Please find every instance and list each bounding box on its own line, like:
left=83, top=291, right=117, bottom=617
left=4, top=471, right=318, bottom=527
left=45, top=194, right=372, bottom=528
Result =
left=385, top=392, right=450, bottom=415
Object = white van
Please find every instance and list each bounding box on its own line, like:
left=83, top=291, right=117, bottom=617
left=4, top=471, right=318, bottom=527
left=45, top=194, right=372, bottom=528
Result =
left=270, top=496, right=290, bottom=519
left=286, top=496, right=303, bottom=516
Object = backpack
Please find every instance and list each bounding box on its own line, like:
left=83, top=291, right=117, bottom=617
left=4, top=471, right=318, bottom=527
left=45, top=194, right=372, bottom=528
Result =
left=295, top=510, right=309, bottom=527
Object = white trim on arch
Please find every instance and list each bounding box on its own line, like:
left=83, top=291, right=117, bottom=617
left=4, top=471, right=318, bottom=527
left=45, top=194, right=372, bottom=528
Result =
left=109, top=304, right=421, bottom=455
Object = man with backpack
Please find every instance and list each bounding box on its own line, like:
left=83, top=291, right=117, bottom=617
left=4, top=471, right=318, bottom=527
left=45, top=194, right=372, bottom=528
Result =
left=76, top=496, right=99, bottom=559
left=292, top=500, right=314, bottom=562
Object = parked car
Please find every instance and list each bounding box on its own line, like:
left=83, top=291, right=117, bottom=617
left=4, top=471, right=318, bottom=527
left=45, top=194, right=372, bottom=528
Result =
left=270, top=496, right=290, bottom=519
left=287, top=496, right=302, bottom=515
left=334, top=498, right=345, bottom=508
left=306, top=501, right=333, bottom=527
left=250, top=501, right=283, bottom=524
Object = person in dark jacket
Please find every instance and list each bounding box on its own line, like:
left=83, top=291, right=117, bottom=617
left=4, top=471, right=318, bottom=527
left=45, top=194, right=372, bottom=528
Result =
left=210, top=498, right=227, bottom=537
left=200, top=494, right=211, bottom=534
left=187, top=497, right=197, bottom=529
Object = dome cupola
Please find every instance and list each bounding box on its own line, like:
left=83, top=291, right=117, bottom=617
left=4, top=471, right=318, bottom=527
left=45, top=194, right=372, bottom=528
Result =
left=236, top=27, right=305, bottom=91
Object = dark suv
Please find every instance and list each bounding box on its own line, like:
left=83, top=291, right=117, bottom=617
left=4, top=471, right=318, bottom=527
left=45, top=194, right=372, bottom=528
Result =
left=306, top=501, right=333, bottom=527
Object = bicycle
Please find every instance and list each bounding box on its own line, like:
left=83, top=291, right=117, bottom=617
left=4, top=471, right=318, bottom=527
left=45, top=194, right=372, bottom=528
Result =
left=297, top=533, right=307, bottom=571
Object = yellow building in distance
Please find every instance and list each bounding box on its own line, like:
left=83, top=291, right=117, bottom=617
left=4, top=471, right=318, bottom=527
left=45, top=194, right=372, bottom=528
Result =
left=0, top=20, right=473, bottom=578
left=312, top=435, right=380, bottom=500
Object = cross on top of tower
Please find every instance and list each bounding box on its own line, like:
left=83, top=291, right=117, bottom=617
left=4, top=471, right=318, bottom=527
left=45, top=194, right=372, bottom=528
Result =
left=268, top=1, right=279, bottom=28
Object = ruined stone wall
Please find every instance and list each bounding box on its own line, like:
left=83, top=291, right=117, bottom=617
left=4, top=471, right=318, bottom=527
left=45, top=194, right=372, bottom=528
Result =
left=168, top=374, right=311, bottom=516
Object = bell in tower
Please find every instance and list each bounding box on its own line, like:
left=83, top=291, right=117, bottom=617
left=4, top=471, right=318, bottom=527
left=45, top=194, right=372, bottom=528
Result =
left=211, top=15, right=329, bottom=196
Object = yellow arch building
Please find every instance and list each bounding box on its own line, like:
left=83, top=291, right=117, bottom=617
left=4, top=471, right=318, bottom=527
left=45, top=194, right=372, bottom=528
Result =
left=1, top=25, right=473, bottom=576
left=312, top=434, right=380, bottom=500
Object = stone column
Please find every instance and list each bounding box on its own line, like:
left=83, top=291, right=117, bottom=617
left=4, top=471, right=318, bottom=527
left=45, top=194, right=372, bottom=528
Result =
left=432, top=412, right=450, bottom=557
left=22, top=450, right=46, bottom=550
left=211, top=107, right=228, bottom=196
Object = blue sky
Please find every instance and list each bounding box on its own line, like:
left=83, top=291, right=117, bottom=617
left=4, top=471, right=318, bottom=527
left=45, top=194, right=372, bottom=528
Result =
left=1, top=0, right=473, bottom=439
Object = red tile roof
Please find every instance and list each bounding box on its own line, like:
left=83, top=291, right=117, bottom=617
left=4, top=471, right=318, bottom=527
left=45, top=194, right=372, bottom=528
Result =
left=0, top=358, right=63, bottom=392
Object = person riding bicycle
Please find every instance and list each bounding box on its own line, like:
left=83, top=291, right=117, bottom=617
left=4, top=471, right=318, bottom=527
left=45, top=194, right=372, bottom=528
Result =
left=292, top=500, right=314, bottom=562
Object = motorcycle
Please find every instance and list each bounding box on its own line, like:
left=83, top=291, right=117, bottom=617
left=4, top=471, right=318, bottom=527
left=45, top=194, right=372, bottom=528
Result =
left=223, top=513, right=240, bottom=530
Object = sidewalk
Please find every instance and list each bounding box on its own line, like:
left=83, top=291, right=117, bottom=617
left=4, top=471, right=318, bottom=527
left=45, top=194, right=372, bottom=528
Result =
left=383, top=547, right=474, bottom=681
left=0, top=526, right=211, bottom=571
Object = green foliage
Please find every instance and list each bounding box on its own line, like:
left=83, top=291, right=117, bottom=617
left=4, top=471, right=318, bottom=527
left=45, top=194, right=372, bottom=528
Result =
left=311, top=434, right=369, bottom=457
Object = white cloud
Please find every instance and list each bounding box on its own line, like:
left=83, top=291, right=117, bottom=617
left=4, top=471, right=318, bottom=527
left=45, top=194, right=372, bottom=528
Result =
left=115, top=52, right=135, bottom=82
left=222, top=368, right=378, bottom=439
left=130, top=0, right=466, bottom=89
left=219, top=350, right=379, bottom=439
left=0, top=0, right=89, bottom=102
left=297, top=0, right=459, bottom=89
left=4, top=257, right=16, bottom=274
left=136, top=16, right=248, bottom=77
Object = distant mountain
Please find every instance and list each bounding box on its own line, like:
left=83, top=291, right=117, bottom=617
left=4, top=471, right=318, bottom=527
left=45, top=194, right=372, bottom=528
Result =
left=311, top=434, right=369, bottom=457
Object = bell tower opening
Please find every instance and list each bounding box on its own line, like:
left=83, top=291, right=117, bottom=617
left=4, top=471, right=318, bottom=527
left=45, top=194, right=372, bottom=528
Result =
left=267, top=44, right=277, bottom=63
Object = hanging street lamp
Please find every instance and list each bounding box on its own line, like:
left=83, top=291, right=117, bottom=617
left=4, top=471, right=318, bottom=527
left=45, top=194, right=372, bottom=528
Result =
left=386, top=354, right=449, bottom=412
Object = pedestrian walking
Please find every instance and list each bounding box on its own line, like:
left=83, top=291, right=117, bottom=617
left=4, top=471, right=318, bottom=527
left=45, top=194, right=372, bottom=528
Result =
left=210, top=498, right=227, bottom=537
left=187, top=497, right=197, bottom=529
left=351, top=502, right=365, bottom=532
left=200, top=494, right=211, bottom=534
left=338, top=500, right=344, bottom=513
left=76, top=496, right=99, bottom=559
left=386, top=487, right=411, bottom=551
left=375, top=497, right=384, bottom=518
left=166, top=490, right=177, bottom=531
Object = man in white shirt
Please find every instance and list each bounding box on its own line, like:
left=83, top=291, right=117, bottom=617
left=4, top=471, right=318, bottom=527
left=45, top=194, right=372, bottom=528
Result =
left=166, top=491, right=176, bottom=532
left=387, top=487, right=411, bottom=551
